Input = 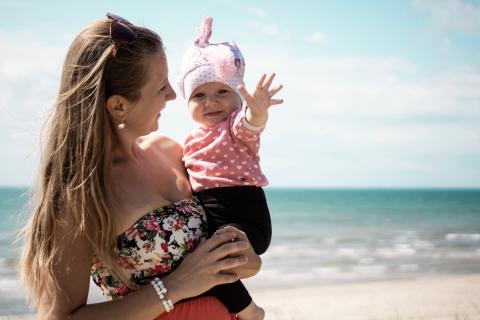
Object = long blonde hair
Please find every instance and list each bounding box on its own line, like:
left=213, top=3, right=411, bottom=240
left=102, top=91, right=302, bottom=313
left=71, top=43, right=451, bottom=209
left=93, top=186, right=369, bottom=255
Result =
left=20, top=17, right=163, bottom=306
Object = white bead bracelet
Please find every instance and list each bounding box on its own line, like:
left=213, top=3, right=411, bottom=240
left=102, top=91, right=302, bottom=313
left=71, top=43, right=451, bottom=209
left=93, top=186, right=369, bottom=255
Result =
left=151, top=277, right=174, bottom=312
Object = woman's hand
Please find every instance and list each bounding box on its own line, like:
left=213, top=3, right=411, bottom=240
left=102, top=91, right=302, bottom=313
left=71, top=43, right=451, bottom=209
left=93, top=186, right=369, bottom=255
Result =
left=161, top=231, right=250, bottom=303
left=212, top=226, right=262, bottom=279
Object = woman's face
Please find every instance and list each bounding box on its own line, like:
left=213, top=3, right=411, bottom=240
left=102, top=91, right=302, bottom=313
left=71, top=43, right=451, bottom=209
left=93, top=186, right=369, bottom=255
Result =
left=127, top=54, right=176, bottom=136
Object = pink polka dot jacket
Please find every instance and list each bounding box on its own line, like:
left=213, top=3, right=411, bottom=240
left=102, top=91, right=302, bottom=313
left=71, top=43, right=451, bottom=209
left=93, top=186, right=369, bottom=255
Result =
left=183, top=106, right=269, bottom=192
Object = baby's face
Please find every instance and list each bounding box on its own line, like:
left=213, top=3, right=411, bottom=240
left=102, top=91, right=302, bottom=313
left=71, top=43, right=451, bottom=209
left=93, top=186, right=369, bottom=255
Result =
left=188, top=82, right=241, bottom=128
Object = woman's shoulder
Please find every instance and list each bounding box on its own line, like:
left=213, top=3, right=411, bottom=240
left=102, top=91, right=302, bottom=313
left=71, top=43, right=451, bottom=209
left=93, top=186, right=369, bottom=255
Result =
left=139, top=135, right=183, bottom=155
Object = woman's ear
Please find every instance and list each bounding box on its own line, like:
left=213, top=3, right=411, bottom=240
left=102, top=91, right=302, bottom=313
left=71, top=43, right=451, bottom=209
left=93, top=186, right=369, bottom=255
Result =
left=106, top=95, right=130, bottom=122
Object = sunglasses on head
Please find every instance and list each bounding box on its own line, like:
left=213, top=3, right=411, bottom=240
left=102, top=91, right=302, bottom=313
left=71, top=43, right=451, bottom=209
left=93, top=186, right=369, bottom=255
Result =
left=106, top=12, right=137, bottom=57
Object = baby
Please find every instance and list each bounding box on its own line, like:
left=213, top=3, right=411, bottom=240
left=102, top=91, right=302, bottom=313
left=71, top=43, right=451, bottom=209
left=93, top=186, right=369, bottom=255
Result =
left=178, top=16, right=283, bottom=320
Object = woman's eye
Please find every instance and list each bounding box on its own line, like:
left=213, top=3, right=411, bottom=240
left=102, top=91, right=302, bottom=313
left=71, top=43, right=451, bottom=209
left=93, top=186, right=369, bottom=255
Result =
left=158, top=83, right=168, bottom=93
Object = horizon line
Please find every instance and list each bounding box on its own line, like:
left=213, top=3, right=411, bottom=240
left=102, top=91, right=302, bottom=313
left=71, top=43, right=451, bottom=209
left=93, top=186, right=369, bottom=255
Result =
left=1, top=185, right=479, bottom=190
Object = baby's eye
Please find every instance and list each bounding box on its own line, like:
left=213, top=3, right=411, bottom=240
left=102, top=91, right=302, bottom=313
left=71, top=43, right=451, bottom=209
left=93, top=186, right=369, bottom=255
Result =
left=193, top=92, right=205, bottom=98
left=218, top=89, right=229, bottom=95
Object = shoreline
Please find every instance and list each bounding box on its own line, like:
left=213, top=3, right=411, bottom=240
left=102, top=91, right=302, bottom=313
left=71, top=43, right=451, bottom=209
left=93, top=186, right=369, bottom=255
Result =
left=2, top=273, right=479, bottom=319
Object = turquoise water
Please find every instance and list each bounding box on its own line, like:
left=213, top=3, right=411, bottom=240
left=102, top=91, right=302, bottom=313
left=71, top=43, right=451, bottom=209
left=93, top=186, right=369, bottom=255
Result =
left=255, top=188, right=480, bottom=289
left=0, top=187, right=30, bottom=315
left=1, top=187, right=480, bottom=315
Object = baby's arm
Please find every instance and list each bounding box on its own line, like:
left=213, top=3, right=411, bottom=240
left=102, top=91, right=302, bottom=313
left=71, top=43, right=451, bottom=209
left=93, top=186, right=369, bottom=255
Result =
left=238, top=73, right=283, bottom=127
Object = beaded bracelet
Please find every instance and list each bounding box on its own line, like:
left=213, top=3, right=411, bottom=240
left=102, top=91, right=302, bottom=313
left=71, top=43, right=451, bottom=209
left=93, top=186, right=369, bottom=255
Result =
left=151, top=277, right=174, bottom=312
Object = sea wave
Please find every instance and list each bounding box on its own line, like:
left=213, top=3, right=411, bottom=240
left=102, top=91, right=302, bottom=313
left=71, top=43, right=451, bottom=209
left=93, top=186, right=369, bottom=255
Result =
left=445, top=233, right=480, bottom=242
left=0, top=278, right=25, bottom=298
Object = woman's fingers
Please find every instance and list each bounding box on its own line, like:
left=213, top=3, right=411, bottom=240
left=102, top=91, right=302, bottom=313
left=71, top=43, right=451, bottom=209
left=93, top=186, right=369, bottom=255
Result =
left=212, top=239, right=249, bottom=260
left=216, top=255, right=248, bottom=271
left=215, top=272, right=240, bottom=285
left=212, top=228, right=235, bottom=241
left=165, top=232, right=250, bottom=299
left=200, top=231, right=240, bottom=252
left=217, top=225, right=248, bottom=241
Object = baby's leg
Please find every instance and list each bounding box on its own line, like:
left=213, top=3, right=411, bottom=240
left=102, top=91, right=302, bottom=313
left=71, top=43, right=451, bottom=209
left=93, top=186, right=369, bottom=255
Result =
left=195, top=186, right=270, bottom=315
left=203, top=282, right=264, bottom=320
left=237, top=300, right=265, bottom=320
left=197, top=186, right=272, bottom=254
left=204, top=280, right=252, bottom=313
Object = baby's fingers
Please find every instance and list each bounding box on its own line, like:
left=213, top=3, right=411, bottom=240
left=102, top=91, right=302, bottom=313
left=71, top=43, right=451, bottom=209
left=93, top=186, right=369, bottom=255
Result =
left=256, top=74, right=267, bottom=90
left=237, top=85, right=254, bottom=103
left=263, top=73, right=276, bottom=90
left=269, top=99, right=284, bottom=106
left=269, top=84, right=283, bottom=98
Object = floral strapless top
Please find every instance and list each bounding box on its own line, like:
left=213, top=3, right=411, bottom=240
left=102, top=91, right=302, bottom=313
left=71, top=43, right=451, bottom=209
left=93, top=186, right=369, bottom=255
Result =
left=91, top=197, right=208, bottom=299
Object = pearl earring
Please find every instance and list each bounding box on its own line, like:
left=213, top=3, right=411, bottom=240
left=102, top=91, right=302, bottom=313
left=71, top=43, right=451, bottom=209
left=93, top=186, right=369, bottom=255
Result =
left=118, top=122, right=125, bottom=129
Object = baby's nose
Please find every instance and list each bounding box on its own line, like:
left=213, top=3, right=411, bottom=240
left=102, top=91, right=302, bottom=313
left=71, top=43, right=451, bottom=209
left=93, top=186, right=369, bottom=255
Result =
left=205, top=97, right=218, bottom=108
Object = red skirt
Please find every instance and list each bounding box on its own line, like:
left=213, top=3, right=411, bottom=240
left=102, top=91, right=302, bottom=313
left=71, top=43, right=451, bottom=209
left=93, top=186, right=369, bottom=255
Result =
left=154, top=296, right=236, bottom=320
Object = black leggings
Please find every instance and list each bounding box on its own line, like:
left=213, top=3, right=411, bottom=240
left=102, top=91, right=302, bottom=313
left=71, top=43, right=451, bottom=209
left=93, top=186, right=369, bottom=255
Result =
left=196, top=186, right=272, bottom=313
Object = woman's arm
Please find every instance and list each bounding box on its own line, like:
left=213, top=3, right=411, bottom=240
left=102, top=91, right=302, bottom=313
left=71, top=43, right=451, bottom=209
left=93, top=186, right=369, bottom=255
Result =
left=37, top=210, right=249, bottom=320
left=213, top=226, right=262, bottom=279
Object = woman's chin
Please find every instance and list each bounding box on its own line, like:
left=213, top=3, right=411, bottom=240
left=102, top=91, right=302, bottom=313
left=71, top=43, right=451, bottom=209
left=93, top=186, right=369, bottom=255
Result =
left=139, top=125, right=158, bottom=137
left=151, top=121, right=159, bottom=133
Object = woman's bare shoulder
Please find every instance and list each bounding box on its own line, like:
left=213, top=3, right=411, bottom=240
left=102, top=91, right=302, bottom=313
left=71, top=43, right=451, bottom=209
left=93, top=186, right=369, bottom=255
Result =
left=139, top=135, right=183, bottom=155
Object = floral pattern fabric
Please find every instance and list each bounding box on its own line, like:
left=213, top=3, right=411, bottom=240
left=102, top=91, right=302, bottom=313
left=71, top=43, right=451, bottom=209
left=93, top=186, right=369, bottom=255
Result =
left=91, top=197, right=208, bottom=299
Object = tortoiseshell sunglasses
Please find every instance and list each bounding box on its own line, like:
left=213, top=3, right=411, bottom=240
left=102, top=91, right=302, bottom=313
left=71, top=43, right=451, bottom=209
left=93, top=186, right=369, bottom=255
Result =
left=106, top=12, right=137, bottom=57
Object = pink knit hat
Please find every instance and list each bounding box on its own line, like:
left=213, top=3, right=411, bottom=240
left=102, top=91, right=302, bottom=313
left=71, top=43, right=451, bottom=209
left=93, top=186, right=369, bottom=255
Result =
left=177, top=16, right=245, bottom=101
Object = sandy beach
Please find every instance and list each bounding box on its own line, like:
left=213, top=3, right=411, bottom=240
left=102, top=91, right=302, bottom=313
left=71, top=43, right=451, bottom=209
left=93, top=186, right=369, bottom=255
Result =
left=3, top=274, right=479, bottom=320
left=252, top=274, right=480, bottom=320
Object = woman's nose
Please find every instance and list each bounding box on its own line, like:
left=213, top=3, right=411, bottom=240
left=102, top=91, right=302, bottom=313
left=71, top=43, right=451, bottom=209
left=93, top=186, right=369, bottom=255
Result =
left=166, top=82, right=176, bottom=101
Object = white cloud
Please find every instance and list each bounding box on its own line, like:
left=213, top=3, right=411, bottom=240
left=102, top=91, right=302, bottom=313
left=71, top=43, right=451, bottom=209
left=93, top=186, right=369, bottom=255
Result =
left=440, top=38, right=464, bottom=55
left=247, top=7, right=266, bottom=17
left=0, top=0, right=29, bottom=8
left=412, top=0, right=480, bottom=33
left=260, top=23, right=280, bottom=36
left=0, top=30, right=68, bottom=185
left=243, top=50, right=479, bottom=120
left=306, top=31, right=328, bottom=44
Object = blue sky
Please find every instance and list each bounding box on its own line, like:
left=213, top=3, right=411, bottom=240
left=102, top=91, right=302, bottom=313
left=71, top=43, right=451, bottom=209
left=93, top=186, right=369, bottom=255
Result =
left=1, top=0, right=479, bottom=187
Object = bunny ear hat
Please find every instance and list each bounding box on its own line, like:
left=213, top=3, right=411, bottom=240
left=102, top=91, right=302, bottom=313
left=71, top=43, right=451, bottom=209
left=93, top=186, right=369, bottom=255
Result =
left=177, top=16, right=246, bottom=101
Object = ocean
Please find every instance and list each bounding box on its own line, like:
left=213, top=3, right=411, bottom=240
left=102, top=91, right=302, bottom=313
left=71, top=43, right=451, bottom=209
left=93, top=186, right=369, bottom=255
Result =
left=1, top=187, right=480, bottom=315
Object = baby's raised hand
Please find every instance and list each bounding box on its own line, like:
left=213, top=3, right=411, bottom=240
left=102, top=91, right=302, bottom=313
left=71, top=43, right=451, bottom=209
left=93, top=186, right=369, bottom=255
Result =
left=238, top=73, right=283, bottom=127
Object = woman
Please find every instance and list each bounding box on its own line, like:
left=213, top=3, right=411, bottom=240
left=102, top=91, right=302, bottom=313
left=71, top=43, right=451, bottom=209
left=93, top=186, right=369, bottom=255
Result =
left=20, top=14, right=261, bottom=319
